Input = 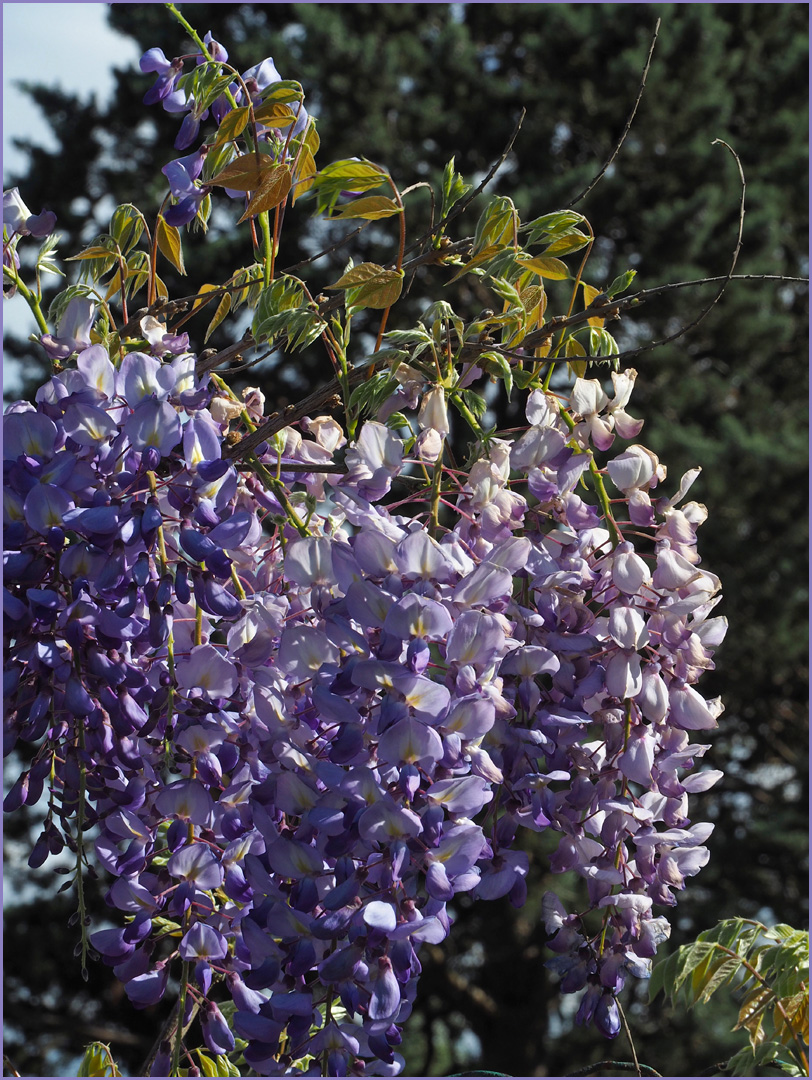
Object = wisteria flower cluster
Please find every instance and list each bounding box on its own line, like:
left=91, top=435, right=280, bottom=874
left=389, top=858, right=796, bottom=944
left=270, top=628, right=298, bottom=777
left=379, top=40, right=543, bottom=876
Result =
left=3, top=10, right=726, bottom=1078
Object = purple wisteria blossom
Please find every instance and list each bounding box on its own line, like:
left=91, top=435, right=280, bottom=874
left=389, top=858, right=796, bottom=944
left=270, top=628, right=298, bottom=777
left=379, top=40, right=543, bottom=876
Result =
left=4, top=44, right=726, bottom=1069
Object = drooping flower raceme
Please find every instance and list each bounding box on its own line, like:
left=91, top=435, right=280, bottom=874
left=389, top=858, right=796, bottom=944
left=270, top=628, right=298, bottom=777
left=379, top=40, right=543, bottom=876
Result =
left=3, top=338, right=725, bottom=1070
left=3, top=24, right=726, bottom=1076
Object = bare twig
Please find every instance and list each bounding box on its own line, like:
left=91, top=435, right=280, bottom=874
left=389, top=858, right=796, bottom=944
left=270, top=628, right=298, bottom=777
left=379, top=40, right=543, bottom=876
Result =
left=279, top=221, right=371, bottom=275
left=565, top=1062, right=662, bottom=1078
left=593, top=139, right=747, bottom=364
left=195, top=328, right=256, bottom=378
left=616, top=997, right=642, bottom=1077
left=3, top=1054, right=21, bottom=1077
left=403, top=108, right=527, bottom=258
left=567, top=19, right=661, bottom=208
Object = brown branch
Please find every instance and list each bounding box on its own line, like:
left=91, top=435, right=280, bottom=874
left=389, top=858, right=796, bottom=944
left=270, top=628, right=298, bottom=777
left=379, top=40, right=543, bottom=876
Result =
left=219, top=268, right=807, bottom=461
left=567, top=19, right=661, bottom=208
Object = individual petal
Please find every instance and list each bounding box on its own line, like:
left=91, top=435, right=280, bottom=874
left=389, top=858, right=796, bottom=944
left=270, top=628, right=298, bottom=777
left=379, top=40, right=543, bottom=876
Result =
left=668, top=685, right=719, bottom=730
left=427, top=775, right=494, bottom=816
left=168, top=844, right=224, bottom=889
left=175, top=644, right=238, bottom=699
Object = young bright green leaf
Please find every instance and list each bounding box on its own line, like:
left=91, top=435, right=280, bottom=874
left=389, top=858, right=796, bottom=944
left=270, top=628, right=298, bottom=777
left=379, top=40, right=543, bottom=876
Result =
left=253, top=101, right=298, bottom=128
left=519, top=283, right=545, bottom=318
left=66, top=245, right=119, bottom=262
left=543, top=230, right=591, bottom=257
left=317, top=160, right=388, bottom=187
left=327, top=262, right=403, bottom=310
left=446, top=245, right=501, bottom=283
left=481, top=350, right=513, bottom=399
left=607, top=268, right=637, bottom=298
left=472, top=196, right=517, bottom=254
left=212, top=106, right=250, bottom=146
left=196, top=1051, right=218, bottom=1078
left=291, top=149, right=318, bottom=203
left=77, top=1042, right=121, bottom=1077
left=260, top=79, right=305, bottom=105
left=156, top=216, right=186, bottom=275
left=440, top=156, right=472, bottom=219
left=109, top=204, right=144, bottom=253
left=332, top=196, right=402, bottom=220
left=523, top=209, right=585, bottom=245
left=515, top=255, right=570, bottom=280
left=205, top=291, right=232, bottom=343
left=237, top=164, right=292, bottom=221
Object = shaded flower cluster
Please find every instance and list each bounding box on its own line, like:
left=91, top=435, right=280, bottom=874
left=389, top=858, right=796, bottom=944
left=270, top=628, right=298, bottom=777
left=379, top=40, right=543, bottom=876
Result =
left=4, top=320, right=725, bottom=1071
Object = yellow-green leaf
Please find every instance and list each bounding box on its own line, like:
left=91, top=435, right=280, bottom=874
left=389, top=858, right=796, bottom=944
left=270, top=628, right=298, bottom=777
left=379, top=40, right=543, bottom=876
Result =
left=516, top=255, right=570, bottom=280
left=205, top=292, right=232, bottom=342
left=303, top=125, right=320, bottom=156
left=446, top=245, right=501, bottom=284
left=518, top=284, right=545, bottom=317
left=212, top=106, right=249, bottom=146
left=291, top=149, right=317, bottom=204
left=66, top=245, right=118, bottom=262
left=327, top=262, right=403, bottom=310
left=566, top=336, right=587, bottom=378
left=253, top=101, right=299, bottom=128
left=317, top=160, right=387, bottom=191
left=237, top=165, right=292, bottom=221
left=261, top=80, right=305, bottom=105
left=543, top=231, right=591, bottom=257
left=581, top=282, right=605, bottom=328
left=156, top=216, right=186, bottom=275
left=104, top=269, right=125, bottom=302
left=196, top=1051, right=219, bottom=1078
left=332, top=196, right=402, bottom=220
left=192, top=282, right=223, bottom=313
left=208, top=153, right=275, bottom=192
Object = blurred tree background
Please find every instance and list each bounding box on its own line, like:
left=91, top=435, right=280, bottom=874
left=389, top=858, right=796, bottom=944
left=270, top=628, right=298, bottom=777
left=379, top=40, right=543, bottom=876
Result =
left=3, top=4, right=807, bottom=1076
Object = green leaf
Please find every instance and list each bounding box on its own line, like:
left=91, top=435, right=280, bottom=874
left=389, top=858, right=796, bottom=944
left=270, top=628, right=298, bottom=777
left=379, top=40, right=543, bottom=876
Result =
left=472, top=195, right=517, bottom=254
left=648, top=948, right=682, bottom=1003
left=196, top=1051, right=219, bottom=1078
left=588, top=327, right=620, bottom=364
left=156, top=215, right=186, bottom=275
left=440, top=156, right=472, bottom=219
left=260, top=79, right=305, bottom=105
left=481, top=350, right=513, bottom=399
left=349, top=371, right=399, bottom=416
left=515, top=255, right=570, bottom=280
left=607, top=268, right=637, bottom=298
left=205, top=292, right=232, bottom=343
left=212, top=106, right=250, bottom=146
left=317, top=159, right=388, bottom=187
left=291, top=149, right=318, bottom=203
left=460, top=388, right=487, bottom=421
left=252, top=101, right=300, bottom=128
left=542, top=230, right=591, bottom=257
left=327, top=262, right=403, bottom=310
left=109, top=204, right=144, bottom=253
left=524, top=209, right=585, bottom=245
left=332, top=195, right=402, bottom=220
